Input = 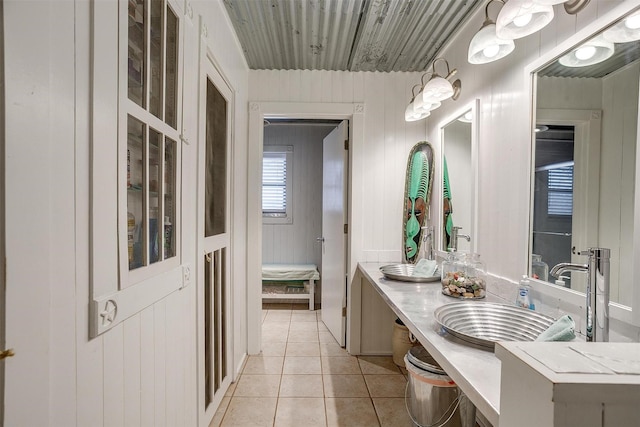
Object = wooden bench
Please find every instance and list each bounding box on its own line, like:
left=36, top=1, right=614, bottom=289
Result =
left=261, top=264, right=320, bottom=311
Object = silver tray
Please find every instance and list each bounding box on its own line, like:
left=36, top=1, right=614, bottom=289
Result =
left=379, top=263, right=440, bottom=283
left=434, top=301, right=556, bottom=349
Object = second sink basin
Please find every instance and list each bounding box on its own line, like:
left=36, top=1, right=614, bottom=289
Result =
left=434, top=301, right=556, bottom=349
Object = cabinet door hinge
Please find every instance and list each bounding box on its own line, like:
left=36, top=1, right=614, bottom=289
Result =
left=342, top=307, right=347, bottom=317
left=344, top=224, right=348, bottom=234
left=344, top=139, right=349, bottom=150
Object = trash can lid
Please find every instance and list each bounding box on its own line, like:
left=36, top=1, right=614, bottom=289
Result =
left=406, top=346, right=447, bottom=375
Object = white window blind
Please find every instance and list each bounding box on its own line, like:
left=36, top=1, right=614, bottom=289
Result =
left=262, top=152, right=287, bottom=214
left=548, top=165, right=573, bottom=216
left=262, top=146, right=293, bottom=223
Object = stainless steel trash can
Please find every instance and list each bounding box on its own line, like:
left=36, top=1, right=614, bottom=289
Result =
left=404, top=346, right=476, bottom=427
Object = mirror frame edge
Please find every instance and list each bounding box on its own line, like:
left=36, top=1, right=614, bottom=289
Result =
left=435, top=99, right=480, bottom=259
left=524, top=2, right=640, bottom=327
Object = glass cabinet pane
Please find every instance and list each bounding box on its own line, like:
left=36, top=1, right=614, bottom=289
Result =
left=128, top=116, right=145, bottom=270
left=149, top=128, right=162, bottom=264
left=128, top=0, right=146, bottom=107
left=123, top=0, right=181, bottom=279
left=164, top=136, right=176, bottom=259
left=205, top=78, right=227, bottom=237
left=165, top=6, right=178, bottom=128
left=149, top=0, right=163, bottom=119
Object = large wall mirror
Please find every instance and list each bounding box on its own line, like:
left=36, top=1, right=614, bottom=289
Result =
left=440, top=100, right=479, bottom=253
left=530, top=5, right=640, bottom=320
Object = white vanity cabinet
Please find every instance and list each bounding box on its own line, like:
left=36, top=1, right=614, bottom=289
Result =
left=497, top=342, right=640, bottom=427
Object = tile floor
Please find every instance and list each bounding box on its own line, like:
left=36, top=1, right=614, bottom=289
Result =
left=210, top=303, right=414, bottom=427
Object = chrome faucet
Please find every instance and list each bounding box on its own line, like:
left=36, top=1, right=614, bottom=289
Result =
left=420, top=225, right=434, bottom=260
left=450, top=226, right=470, bottom=252
left=550, top=248, right=610, bottom=342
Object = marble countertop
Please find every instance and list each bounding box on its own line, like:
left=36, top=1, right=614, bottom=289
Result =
left=357, top=262, right=503, bottom=426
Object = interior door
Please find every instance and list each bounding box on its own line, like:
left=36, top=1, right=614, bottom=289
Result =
left=197, top=57, right=233, bottom=426
left=321, top=120, right=348, bottom=346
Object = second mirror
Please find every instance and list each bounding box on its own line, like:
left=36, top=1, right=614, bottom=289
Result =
left=441, top=102, right=478, bottom=253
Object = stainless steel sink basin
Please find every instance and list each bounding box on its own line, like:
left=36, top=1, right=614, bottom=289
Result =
left=434, top=301, right=556, bottom=349
left=379, top=263, right=440, bottom=283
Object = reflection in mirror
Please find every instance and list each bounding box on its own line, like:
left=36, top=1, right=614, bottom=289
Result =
left=532, top=8, right=640, bottom=305
left=403, top=142, right=434, bottom=264
left=442, top=110, right=473, bottom=252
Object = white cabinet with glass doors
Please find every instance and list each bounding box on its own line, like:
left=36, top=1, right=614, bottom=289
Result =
left=90, top=0, right=184, bottom=337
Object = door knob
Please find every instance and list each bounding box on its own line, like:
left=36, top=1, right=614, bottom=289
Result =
left=0, top=349, right=15, bottom=360
left=316, top=237, right=325, bottom=243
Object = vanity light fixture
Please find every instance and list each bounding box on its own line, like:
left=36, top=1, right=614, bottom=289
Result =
left=458, top=111, right=474, bottom=123
left=405, top=85, right=431, bottom=122
left=413, top=73, right=442, bottom=114
left=559, top=34, right=614, bottom=67
left=496, top=0, right=554, bottom=40
left=422, top=58, right=457, bottom=103
left=468, top=0, right=515, bottom=64
left=404, top=59, right=462, bottom=122
left=603, top=10, right=640, bottom=43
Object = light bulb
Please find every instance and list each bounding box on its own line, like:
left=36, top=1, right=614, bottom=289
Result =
left=575, top=45, right=596, bottom=61
left=513, top=13, right=532, bottom=27
left=625, top=14, right=640, bottom=30
left=483, top=44, right=500, bottom=58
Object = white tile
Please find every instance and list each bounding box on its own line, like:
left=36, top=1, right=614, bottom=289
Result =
left=242, top=356, right=284, bottom=375
left=283, top=356, right=322, bottom=375
left=287, top=330, right=319, bottom=343
left=322, top=356, right=362, bottom=374
left=291, top=312, right=318, bottom=322
left=261, top=341, right=287, bottom=357
left=279, top=374, right=324, bottom=397
left=320, top=342, right=349, bottom=357
left=325, top=397, right=380, bottom=427
left=234, top=375, right=281, bottom=397
left=285, top=342, right=320, bottom=357
left=372, top=397, right=413, bottom=427
left=289, top=321, right=318, bottom=332
left=274, top=397, right=326, bottom=427
left=220, top=397, right=277, bottom=427
left=364, top=375, right=407, bottom=398
left=358, top=356, right=402, bottom=375
left=323, top=374, right=369, bottom=398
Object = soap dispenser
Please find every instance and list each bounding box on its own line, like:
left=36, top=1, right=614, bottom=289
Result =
left=515, top=275, right=532, bottom=309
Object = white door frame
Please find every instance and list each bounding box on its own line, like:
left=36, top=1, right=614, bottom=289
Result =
left=247, top=102, right=364, bottom=355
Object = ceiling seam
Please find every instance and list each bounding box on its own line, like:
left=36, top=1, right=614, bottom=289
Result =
left=346, top=0, right=370, bottom=72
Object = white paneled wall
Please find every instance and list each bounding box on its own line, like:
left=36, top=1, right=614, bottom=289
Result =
left=600, top=62, right=639, bottom=303
left=4, top=0, right=249, bottom=425
left=250, top=71, right=427, bottom=264
left=262, top=124, right=333, bottom=267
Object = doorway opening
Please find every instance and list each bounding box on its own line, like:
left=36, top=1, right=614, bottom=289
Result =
left=261, top=119, right=340, bottom=306
left=260, top=118, right=348, bottom=346
left=247, top=102, right=364, bottom=356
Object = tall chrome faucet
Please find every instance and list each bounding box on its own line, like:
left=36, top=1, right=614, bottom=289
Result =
left=450, top=226, right=470, bottom=252
left=550, top=248, right=610, bottom=342
left=420, top=225, right=434, bottom=260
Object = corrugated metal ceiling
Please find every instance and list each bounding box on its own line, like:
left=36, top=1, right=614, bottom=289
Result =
left=222, top=0, right=484, bottom=72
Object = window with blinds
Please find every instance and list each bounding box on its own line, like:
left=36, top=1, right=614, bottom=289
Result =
left=262, top=146, right=293, bottom=223
left=548, top=165, right=573, bottom=216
